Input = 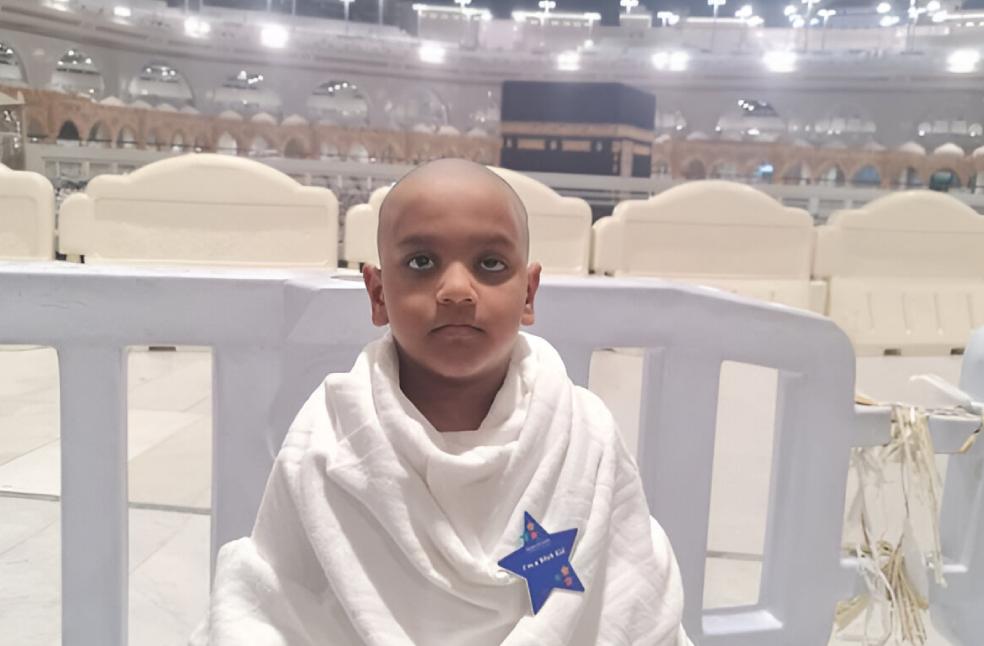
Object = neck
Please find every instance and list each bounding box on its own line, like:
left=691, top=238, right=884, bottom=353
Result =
left=396, top=348, right=509, bottom=433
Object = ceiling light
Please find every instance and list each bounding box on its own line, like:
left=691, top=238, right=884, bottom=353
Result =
left=791, top=15, right=805, bottom=27
left=735, top=4, right=753, bottom=19
left=879, top=14, right=900, bottom=26
left=947, top=49, right=980, bottom=73
left=557, top=51, right=580, bottom=71
left=419, top=42, right=446, bottom=63
left=652, top=50, right=689, bottom=71
left=747, top=15, right=764, bottom=26
left=113, top=6, right=131, bottom=17
left=784, top=4, right=797, bottom=15
left=184, top=16, right=211, bottom=37
left=260, top=24, right=288, bottom=48
left=763, top=50, right=797, bottom=72
left=931, top=11, right=946, bottom=22
left=926, top=0, right=940, bottom=11
left=876, top=1, right=891, bottom=13
left=583, top=39, right=594, bottom=48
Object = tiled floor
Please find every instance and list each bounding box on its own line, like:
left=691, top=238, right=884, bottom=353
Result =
left=0, top=346, right=964, bottom=644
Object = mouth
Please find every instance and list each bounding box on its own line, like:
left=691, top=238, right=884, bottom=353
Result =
left=431, top=323, right=483, bottom=336
left=431, top=323, right=483, bottom=332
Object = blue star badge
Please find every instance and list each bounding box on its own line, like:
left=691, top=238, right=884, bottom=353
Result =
left=497, top=512, right=584, bottom=614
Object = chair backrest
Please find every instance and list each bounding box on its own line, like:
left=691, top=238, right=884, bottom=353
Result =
left=337, top=166, right=594, bottom=274
left=593, top=180, right=819, bottom=311
left=0, top=263, right=855, bottom=646
left=57, top=154, right=338, bottom=267
left=342, top=185, right=390, bottom=267
left=0, top=163, right=55, bottom=260
left=815, top=190, right=984, bottom=355
left=488, top=166, right=593, bottom=275
left=931, top=325, right=984, bottom=643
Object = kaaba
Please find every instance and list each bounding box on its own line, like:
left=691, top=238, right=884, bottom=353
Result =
left=499, top=81, right=655, bottom=178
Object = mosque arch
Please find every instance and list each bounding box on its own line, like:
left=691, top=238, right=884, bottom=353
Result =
left=116, top=126, right=138, bottom=149
left=928, top=168, right=962, bottom=191
left=850, top=165, right=881, bottom=187
left=816, top=164, right=846, bottom=186
left=283, top=137, right=308, bottom=159
left=896, top=166, right=922, bottom=188
left=215, top=131, right=240, bottom=155
left=249, top=135, right=272, bottom=157
left=779, top=161, right=812, bottom=186
left=27, top=118, right=48, bottom=142
left=308, top=81, right=369, bottom=126
left=682, top=158, right=707, bottom=180
left=0, top=40, right=27, bottom=84
left=56, top=120, right=81, bottom=144
left=87, top=121, right=112, bottom=148
left=127, top=60, right=194, bottom=107
left=50, top=48, right=104, bottom=97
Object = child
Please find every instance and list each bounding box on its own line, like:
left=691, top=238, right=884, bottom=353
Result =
left=193, top=159, right=691, bottom=645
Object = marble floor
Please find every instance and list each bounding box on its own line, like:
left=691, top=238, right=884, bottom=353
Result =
left=0, top=345, right=965, bottom=645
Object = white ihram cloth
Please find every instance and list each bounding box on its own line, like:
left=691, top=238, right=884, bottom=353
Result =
left=192, top=332, right=691, bottom=645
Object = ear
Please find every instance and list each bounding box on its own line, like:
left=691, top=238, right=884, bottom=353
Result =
left=520, top=262, right=542, bottom=326
left=362, top=264, right=389, bottom=327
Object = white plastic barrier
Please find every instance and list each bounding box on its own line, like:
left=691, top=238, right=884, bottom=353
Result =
left=57, top=154, right=339, bottom=267
left=338, top=166, right=594, bottom=274
left=0, top=163, right=55, bottom=260
left=593, top=180, right=825, bottom=313
left=930, top=326, right=984, bottom=644
left=815, top=190, right=984, bottom=355
left=0, top=264, right=857, bottom=646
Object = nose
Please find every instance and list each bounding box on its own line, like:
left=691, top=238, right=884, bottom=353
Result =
left=436, top=262, right=477, bottom=305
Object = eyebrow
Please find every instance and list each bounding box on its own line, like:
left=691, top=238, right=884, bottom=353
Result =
left=394, top=232, right=519, bottom=250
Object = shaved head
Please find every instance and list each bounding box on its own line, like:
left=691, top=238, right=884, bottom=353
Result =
left=377, top=158, right=529, bottom=262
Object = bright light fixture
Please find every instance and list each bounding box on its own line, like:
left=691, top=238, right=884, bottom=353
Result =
left=784, top=4, right=797, bottom=15
left=557, top=51, right=580, bottom=71
left=747, top=15, right=764, bottom=26
left=947, top=49, right=980, bottom=73
left=651, top=50, right=690, bottom=71
left=113, top=5, right=131, bottom=17
left=791, top=15, right=805, bottom=27
left=184, top=16, right=211, bottom=37
left=926, top=0, right=940, bottom=11
left=419, top=42, right=446, bottom=63
left=876, top=1, right=891, bottom=13
left=260, top=24, right=288, bottom=48
left=818, top=8, right=836, bottom=18
left=735, top=4, right=753, bottom=19
left=583, top=39, right=594, bottom=48
left=763, top=50, right=797, bottom=72
left=880, top=14, right=900, bottom=26
left=931, top=10, right=946, bottom=22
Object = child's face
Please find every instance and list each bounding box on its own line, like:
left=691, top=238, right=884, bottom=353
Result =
left=364, top=169, right=541, bottom=382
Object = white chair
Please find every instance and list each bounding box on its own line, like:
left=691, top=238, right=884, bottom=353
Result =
left=337, top=166, right=593, bottom=274
left=815, top=190, right=984, bottom=355
left=0, top=163, right=55, bottom=260
left=341, top=185, right=390, bottom=268
left=488, top=166, right=593, bottom=275
left=58, top=154, right=338, bottom=267
left=593, top=180, right=824, bottom=313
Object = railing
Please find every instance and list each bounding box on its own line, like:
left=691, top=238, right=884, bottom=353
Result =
left=0, top=263, right=981, bottom=644
left=25, top=144, right=984, bottom=221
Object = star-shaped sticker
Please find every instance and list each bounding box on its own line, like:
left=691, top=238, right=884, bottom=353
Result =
left=497, top=512, right=584, bottom=614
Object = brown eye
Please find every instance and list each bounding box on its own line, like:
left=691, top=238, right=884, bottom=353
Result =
left=407, top=254, right=435, bottom=270
left=480, top=258, right=507, bottom=272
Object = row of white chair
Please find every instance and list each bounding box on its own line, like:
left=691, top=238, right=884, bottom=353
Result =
left=4, top=157, right=984, bottom=355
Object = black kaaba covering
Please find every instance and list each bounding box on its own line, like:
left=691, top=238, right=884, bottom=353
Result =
left=499, top=81, right=656, bottom=178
